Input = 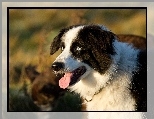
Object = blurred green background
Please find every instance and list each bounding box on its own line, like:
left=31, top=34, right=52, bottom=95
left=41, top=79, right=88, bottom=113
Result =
left=9, top=8, right=146, bottom=111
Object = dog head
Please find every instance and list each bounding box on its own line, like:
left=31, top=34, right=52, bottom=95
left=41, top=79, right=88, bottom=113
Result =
left=25, top=65, right=65, bottom=111
left=50, top=25, right=116, bottom=89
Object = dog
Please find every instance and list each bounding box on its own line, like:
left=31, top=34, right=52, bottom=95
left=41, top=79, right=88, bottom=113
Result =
left=50, top=25, right=146, bottom=118
left=25, top=65, right=66, bottom=111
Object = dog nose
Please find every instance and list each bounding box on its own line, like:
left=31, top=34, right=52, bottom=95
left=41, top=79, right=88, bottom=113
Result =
left=52, top=62, right=64, bottom=71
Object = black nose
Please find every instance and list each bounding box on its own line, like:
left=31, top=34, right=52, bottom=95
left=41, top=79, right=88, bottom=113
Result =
left=52, top=62, right=64, bottom=71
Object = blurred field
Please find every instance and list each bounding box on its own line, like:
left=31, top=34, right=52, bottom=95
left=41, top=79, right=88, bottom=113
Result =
left=9, top=8, right=146, bottom=111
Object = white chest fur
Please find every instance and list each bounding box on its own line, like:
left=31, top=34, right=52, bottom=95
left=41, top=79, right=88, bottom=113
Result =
left=85, top=73, right=136, bottom=111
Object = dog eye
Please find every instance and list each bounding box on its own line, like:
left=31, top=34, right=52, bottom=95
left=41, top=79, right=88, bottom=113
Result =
left=61, top=46, right=65, bottom=51
left=71, top=42, right=86, bottom=55
left=76, top=46, right=82, bottom=51
left=61, top=43, right=65, bottom=51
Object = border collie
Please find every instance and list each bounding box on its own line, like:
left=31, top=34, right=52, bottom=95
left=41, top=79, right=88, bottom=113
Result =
left=25, top=65, right=65, bottom=111
left=50, top=25, right=146, bottom=118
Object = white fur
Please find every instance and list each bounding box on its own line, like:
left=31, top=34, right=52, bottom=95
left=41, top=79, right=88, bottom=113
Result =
left=69, top=40, right=139, bottom=111
left=62, top=26, right=84, bottom=44
left=53, top=25, right=142, bottom=119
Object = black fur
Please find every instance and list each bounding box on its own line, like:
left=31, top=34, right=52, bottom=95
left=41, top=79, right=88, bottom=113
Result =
left=131, top=50, right=147, bottom=111
left=70, top=25, right=115, bottom=74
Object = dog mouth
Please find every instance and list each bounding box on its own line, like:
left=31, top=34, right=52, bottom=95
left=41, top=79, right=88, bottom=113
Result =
left=59, top=66, right=86, bottom=89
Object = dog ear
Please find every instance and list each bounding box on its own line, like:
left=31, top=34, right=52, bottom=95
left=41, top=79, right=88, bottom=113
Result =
left=50, top=28, right=69, bottom=55
left=25, top=65, right=40, bottom=82
left=80, top=26, right=116, bottom=74
left=50, top=35, right=62, bottom=55
left=90, top=29, right=115, bottom=55
left=79, top=25, right=115, bottom=55
left=91, top=30, right=115, bottom=74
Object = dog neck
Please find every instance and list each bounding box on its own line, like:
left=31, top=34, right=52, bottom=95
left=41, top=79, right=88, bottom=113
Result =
left=83, top=63, right=119, bottom=102
left=84, top=86, right=104, bottom=102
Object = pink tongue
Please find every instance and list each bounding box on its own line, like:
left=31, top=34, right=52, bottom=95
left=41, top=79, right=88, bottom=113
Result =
left=59, top=73, right=73, bottom=89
